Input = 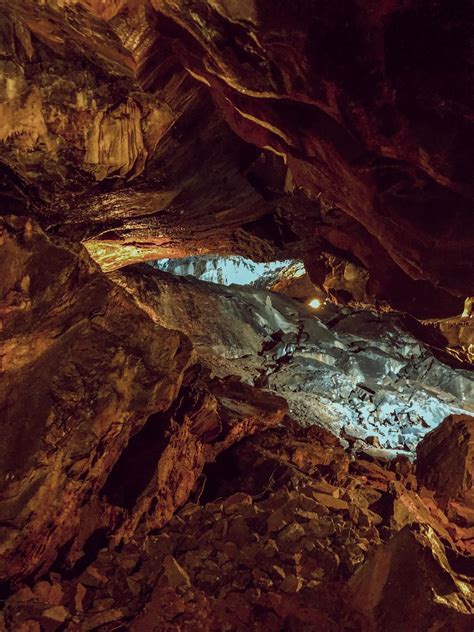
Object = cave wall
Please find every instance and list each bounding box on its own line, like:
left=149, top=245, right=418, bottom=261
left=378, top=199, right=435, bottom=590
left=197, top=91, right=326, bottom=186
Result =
left=0, top=216, right=287, bottom=585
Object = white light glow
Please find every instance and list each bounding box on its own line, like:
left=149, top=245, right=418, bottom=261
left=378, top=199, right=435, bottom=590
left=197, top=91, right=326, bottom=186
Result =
left=308, top=298, right=321, bottom=309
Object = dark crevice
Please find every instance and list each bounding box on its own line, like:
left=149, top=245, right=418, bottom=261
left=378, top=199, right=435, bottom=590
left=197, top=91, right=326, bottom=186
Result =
left=49, top=536, right=75, bottom=575
left=48, top=529, right=109, bottom=581
left=68, top=528, right=109, bottom=578
left=199, top=447, right=242, bottom=504
left=100, top=411, right=173, bottom=510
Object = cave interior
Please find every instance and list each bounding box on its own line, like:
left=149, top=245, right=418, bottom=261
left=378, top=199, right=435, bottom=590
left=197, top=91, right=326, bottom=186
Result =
left=0, top=1, right=473, bottom=630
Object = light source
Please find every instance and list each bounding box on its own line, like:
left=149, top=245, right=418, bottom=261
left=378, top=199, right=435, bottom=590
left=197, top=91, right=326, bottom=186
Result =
left=308, top=298, right=321, bottom=309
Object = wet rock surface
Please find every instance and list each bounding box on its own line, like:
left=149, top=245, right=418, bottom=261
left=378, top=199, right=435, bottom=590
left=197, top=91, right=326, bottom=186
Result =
left=114, top=264, right=474, bottom=454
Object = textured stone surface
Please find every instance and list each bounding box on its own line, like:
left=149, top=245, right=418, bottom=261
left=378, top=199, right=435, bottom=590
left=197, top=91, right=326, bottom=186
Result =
left=416, top=415, right=474, bottom=512
left=113, top=264, right=474, bottom=452
left=0, top=215, right=193, bottom=582
left=350, top=524, right=474, bottom=632
left=0, top=2, right=284, bottom=268
left=102, top=366, right=287, bottom=543
left=0, top=2, right=473, bottom=628
left=3, top=416, right=472, bottom=631
left=156, top=0, right=474, bottom=308
left=0, top=1, right=472, bottom=316
left=0, top=216, right=287, bottom=585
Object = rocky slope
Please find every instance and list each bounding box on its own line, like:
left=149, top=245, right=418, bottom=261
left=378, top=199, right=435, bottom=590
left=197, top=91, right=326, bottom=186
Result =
left=151, top=255, right=474, bottom=362
left=151, top=255, right=296, bottom=287
left=151, top=256, right=319, bottom=302
left=0, top=1, right=472, bottom=317
left=114, top=264, right=474, bottom=454
left=1, top=2, right=473, bottom=628
left=0, top=218, right=473, bottom=630
left=2, top=416, right=473, bottom=631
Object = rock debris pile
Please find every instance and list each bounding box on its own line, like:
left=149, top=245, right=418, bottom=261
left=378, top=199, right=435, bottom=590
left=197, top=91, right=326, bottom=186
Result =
left=2, top=417, right=473, bottom=631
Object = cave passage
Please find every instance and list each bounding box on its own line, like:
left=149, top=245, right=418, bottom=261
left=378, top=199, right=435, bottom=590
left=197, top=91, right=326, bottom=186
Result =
left=0, top=2, right=473, bottom=629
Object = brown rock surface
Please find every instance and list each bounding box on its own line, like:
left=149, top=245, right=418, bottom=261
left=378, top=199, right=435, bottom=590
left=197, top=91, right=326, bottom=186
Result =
left=157, top=0, right=473, bottom=305
left=349, top=524, right=474, bottom=632
left=0, top=1, right=472, bottom=316
left=416, top=415, right=473, bottom=508
left=0, top=215, right=287, bottom=585
left=419, top=316, right=474, bottom=366
left=416, top=415, right=474, bottom=547
left=102, top=368, right=287, bottom=541
left=0, top=215, right=192, bottom=583
left=0, top=3, right=473, bottom=629
left=1, top=415, right=473, bottom=630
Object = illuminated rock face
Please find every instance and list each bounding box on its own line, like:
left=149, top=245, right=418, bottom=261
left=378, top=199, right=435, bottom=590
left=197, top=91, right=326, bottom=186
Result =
left=0, top=216, right=191, bottom=581
left=0, top=0, right=472, bottom=316
left=114, top=264, right=474, bottom=453
left=0, top=219, right=472, bottom=627
left=0, top=3, right=473, bottom=629
left=151, top=255, right=296, bottom=287
left=416, top=414, right=474, bottom=522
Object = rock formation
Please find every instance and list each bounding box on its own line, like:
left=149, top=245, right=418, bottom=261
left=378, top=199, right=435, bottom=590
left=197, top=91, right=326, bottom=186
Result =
left=0, top=0, right=473, bottom=316
left=113, top=263, right=474, bottom=452
left=2, top=416, right=473, bottom=630
left=0, top=217, right=286, bottom=585
left=0, top=2, right=473, bottom=630
left=0, top=218, right=472, bottom=630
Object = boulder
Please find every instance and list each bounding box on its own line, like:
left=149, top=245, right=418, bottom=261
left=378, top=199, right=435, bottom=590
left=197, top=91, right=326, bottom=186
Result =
left=350, top=524, right=474, bottom=631
left=416, top=415, right=473, bottom=512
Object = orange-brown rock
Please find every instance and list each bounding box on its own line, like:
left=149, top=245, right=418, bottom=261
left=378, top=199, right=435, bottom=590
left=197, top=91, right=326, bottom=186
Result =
left=156, top=0, right=473, bottom=315
left=416, top=415, right=473, bottom=506
left=102, top=369, right=287, bottom=542
left=1, top=2, right=474, bottom=628
left=0, top=216, right=288, bottom=586
left=350, top=524, right=474, bottom=632
left=0, top=215, right=193, bottom=583
left=0, top=1, right=472, bottom=317
left=2, top=414, right=473, bottom=631
left=416, top=415, right=474, bottom=550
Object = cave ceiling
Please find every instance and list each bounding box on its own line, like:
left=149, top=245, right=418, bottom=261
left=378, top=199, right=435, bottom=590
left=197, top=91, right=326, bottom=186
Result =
left=0, top=0, right=473, bottom=318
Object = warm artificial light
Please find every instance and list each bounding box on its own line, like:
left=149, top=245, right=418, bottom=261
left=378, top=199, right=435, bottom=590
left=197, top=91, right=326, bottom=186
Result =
left=308, top=298, right=321, bottom=309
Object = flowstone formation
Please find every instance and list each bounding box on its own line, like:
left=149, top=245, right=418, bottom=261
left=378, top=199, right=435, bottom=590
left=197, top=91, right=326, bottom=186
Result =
left=0, top=1, right=473, bottom=316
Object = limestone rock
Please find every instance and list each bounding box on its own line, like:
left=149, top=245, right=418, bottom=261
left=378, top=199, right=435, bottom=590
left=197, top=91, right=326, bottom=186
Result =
left=2, top=413, right=473, bottom=631
left=114, top=264, right=474, bottom=453
left=0, top=216, right=193, bottom=583
left=416, top=414, right=473, bottom=510
left=162, top=555, right=191, bottom=589
left=41, top=606, right=69, bottom=624
left=0, top=1, right=472, bottom=316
